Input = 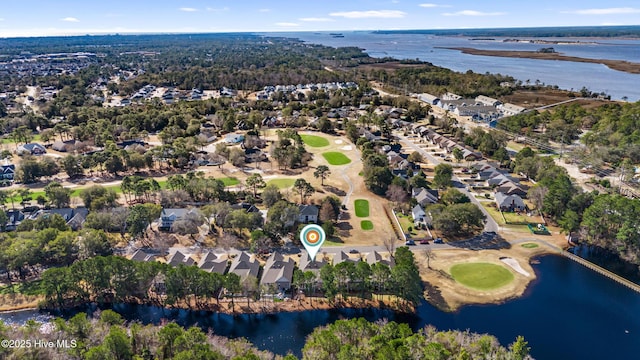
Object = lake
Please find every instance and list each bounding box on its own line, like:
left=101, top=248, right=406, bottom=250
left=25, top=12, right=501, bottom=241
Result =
left=2, top=255, right=639, bottom=359
left=271, top=31, right=640, bottom=101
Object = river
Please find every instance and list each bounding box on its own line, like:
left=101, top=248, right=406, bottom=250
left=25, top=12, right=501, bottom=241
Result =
left=269, top=31, right=640, bottom=101
left=2, top=255, right=639, bottom=359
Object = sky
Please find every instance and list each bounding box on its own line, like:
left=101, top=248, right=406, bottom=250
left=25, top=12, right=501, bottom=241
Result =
left=0, top=0, right=639, bottom=37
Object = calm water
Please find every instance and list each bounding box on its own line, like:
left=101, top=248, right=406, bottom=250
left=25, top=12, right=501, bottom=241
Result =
left=272, top=32, right=640, bottom=101
left=3, top=255, right=639, bottom=359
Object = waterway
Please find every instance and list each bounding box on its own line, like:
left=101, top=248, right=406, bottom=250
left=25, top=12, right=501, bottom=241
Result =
left=270, top=31, right=640, bottom=101
left=2, top=255, right=639, bottom=359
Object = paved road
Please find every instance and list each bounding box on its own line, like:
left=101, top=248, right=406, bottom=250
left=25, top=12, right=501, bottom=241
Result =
left=397, top=133, right=500, bottom=233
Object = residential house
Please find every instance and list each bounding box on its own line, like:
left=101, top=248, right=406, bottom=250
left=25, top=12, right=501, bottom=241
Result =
left=496, top=181, right=528, bottom=198
left=475, top=95, right=502, bottom=107
left=17, top=143, right=46, bottom=155
left=460, top=147, right=483, bottom=161
left=228, top=252, right=260, bottom=279
left=31, top=207, right=88, bottom=230
left=261, top=253, right=295, bottom=292
left=411, top=204, right=432, bottom=227
left=298, top=251, right=327, bottom=275
left=198, top=252, right=228, bottom=274
left=0, top=163, right=15, bottom=185
left=167, top=251, right=196, bottom=267
left=495, top=192, right=526, bottom=212
left=332, top=251, right=359, bottom=265
left=298, top=205, right=318, bottom=224
left=418, top=93, right=440, bottom=105
left=412, top=187, right=439, bottom=206
left=130, top=249, right=157, bottom=262
left=500, top=103, right=526, bottom=116
left=159, top=208, right=201, bottom=231
left=365, top=251, right=394, bottom=267
left=224, top=133, right=245, bottom=144
left=3, top=209, right=25, bottom=231
left=487, top=173, right=519, bottom=187
left=441, top=92, right=462, bottom=100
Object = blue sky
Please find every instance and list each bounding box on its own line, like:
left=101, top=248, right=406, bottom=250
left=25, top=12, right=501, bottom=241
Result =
left=0, top=1, right=639, bottom=37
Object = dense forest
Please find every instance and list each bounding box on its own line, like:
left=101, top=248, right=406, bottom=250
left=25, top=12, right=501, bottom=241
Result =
left=0, top=315, right=531, bottom=360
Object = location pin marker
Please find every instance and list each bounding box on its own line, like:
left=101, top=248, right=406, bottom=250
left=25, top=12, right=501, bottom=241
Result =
left=300, top=224, right=326, bottom=261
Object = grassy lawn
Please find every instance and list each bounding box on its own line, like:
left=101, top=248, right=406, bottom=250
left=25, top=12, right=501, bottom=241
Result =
left=0, top=280, right=44, bottom=295
left=361, top=220, right=374, bottom=230
left=480, top=202, right=506, bottom=225
left=521, top=243, right=539, bottom=249
left=354, top=199, right=370, bottom=217
left=300, top=134, right=330, bottom=147
left=450, top=263, right=515, bottom=291
left=267, top=178, right=296, bottom=189
left=322, top=152, right=351, bottom=165
left=220, top=177, right=240, bottom=186
left=502, top=211, right=535, bottom=224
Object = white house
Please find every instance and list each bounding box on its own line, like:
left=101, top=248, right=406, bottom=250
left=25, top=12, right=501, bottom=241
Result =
left=495, top=192, right=526, bottom=212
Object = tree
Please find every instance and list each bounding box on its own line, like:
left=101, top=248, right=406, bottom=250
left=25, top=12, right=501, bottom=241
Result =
left=245, top=173, right=266, bottom=198
left=386, top=184, right=409, bottom=206
left=313, top=165, right=331, bottom=186
left=422, top=248, right=436, bottom=269
left=262, top=185, right=282, bottom=207
left=509, top=336, right=530, bottom=360
left=294, top=178, right=315, bottom=204
left=61, top=155, right=83, bottom=178
left=407, top=151, right=424, bottom=164
left=433, top=163, right=453, bottom=189
left=452, top=147, right=464, bottom=162
left=319, top=200, right=337, bottom=223
left=433, top=203, right=486, bottom=237
left=171, top=210, right=205, bottom=235
left=81, top=185, right=118, bottom=210
left=441, top=188, right=470, bottom=205
left=44, top=182, right=71, bottom=208
left=127, top=204, right=161, bottom=238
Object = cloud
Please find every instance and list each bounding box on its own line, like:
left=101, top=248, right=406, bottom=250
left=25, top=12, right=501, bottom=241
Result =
left=565, top=7, right=640, bottom=15
left=419, top=3, right=451, bottom=8
left=442, top=10, right=506, bottom=16
left=275, top=22, right=300, bottom=27
left=206, top=7, right=229, bottom=12
left=329, top=10, right=406, bottom=19
left=61, top=17, right=80, bottom=22
left=179, top=7, right=198, bottom=12
left=299, top=17, right=334, bottom=22
left=259, top=9, right=271, bottom=13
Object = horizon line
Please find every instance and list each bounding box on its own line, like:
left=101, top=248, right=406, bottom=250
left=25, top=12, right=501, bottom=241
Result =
left=1, top=24, right=639, bottom=40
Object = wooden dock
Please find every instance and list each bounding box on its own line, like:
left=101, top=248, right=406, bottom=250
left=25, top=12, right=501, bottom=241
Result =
left=562, top=251, right=640, bottom=293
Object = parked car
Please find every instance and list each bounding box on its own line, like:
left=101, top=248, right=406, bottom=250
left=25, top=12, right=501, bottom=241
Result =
left=349, top=249, right=359, bottom=254
left=419, top=239, right=430, bottom=245
left=405, top=240, right=416, bottom=246
left=434, top=238, right=444, bottom=244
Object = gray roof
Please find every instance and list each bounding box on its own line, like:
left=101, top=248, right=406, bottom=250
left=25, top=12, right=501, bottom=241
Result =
left=161, top=208, right=191, bottom=219
left=261, top=253, right=295, bottom=286
left=168, top=251, right=195, bottom=267
left=298, top=252, right=328, bottom=273
left=365, top=251, right=395, bottom=267
left=333, top=251, right=359, bottom=265
left=131, top=249, right=157, bottom=262
left=495, top=192, right=526, bottom=209
left=198, top=252, right=228, bottom=274
left=298, top=205, right=319, bottom=217
left=229, top=252, right=260, bottom=279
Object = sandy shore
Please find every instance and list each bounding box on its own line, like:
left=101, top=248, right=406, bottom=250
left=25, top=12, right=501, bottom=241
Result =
left=442, top=47, right=640, bottom=74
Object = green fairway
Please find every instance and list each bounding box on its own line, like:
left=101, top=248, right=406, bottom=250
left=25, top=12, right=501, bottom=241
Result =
left=361, top=220, right=374, bottom=230
left=322, top=152, right=351, bottom=165
left=354, top=199, right=370, bottom=217
left=521, top=243, right=539, bottom=249
left=266, top=178, right=296, bottom=189
left=301, top=134, right=330, bottom=147
left=450, top=263, right=514, bottom=290
left=220, top=177, right=240, bottom=186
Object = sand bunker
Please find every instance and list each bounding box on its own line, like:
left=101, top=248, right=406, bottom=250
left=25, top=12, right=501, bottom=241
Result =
left=501, top=257, right=531, bottom=277
left=341, top=145, right=353, bottom=151
left=335, top=140, right=343, bottom=144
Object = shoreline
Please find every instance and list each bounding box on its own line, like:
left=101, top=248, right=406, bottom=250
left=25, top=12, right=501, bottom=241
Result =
left=440, top=47, right=640, bottom=74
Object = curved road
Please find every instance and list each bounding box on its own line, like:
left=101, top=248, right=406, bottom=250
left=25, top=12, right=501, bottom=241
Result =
left=396, top=133, right=500, bottom=233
